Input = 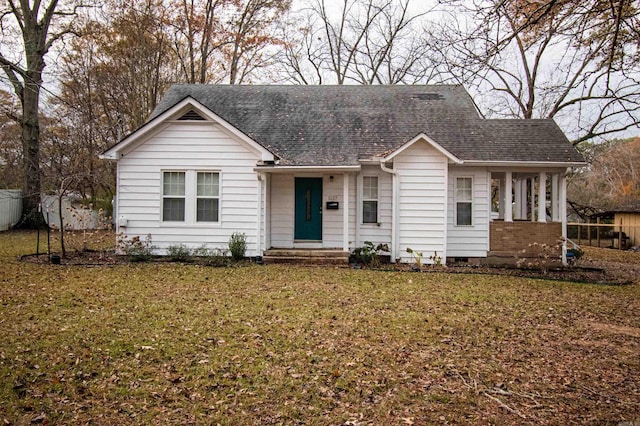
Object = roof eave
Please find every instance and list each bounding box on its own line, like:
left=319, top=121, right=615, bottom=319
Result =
left=101, top=96, right=276, bottom=162
left=254, top=165, right=361, bottom=173
left=462, top=160, right=587, bottom=168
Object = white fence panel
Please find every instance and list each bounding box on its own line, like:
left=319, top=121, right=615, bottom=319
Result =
left=41, top=195, right=99, bottom=230
left=0, top=190, right=22, bottom=231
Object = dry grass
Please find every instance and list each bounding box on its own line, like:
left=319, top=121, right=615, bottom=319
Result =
left=1, top=231, right=639, bottom=425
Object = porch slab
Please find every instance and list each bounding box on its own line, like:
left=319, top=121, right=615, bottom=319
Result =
left=263, top=249, right=350, bottom=266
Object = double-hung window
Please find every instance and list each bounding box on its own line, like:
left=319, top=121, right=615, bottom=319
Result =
left=163, top=172, right=185, bottom=221
left=196, top=172, right=219, bottom=222
left=162, top=171, right=220, bottom=223
left=362, top=176, right=378, bottom=224
left=456, top=177, right=473, bottom=226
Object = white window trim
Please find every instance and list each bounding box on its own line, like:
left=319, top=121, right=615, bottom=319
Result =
left=160, top=169, right=222, bottom=226
left=455, top=176, right=473, bottom=227
left=361, top=175, right=379, bottom=225
left=195, top=171, right=221, bottom=223
left=162, top=170, right=186, bottom=222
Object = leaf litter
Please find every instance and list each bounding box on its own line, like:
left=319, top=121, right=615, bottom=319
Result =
left=1, top=231, right=639, bottom=424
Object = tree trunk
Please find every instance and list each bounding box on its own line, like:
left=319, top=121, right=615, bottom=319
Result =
left=21, top=79, right=44, bottom=227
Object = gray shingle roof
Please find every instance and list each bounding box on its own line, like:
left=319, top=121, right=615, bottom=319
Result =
left=478, top=120, right=584, bottom=163
left=149, top=84, right=584, bottom=166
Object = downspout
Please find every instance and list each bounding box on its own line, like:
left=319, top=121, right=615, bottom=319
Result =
left=561, top=171, right=568, bottom=266
left=380, top=159, right=398, bottom=263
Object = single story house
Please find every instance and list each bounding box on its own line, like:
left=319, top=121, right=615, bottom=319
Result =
left=101, top=85, right=585, bottom=264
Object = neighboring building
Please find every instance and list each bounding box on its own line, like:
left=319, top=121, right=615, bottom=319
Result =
left=101, top=85, right=585, bottom=264
left=591, top=204, right=640, bottom=249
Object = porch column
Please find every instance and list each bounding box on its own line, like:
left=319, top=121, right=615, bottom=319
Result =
left=551, top=174, right=560, bottom=222
left=505, top=171, right=513, bottom=222
left=343, top=172, right=350, bottom=252
left=519, top=180, right=528, bottom=220
left=530, top=178, right=536, bottom=222
left=498, top=176, right=505, bottom=220
left=560, top=173, right=568, bottom=264
left=538, top=172, right=547, bottom=223
left=514, top=178, right=521, bottom=220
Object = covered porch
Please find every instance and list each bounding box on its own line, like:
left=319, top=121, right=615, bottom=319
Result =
left=490, top=169, right=568, bottom=264
left=257, top=166, right=360, bottom=258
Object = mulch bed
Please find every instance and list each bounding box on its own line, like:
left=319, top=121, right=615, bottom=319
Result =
left=20, top=250, right=128, bottom=266
left=20, top=250, right=637, bottom=285
left=435, top=264, right=633, bottom=285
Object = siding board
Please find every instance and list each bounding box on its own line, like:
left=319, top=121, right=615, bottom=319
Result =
left=117, top=122, right=262, bottom=255
left=446, top=166, right=490, bottom=257
left=356, top=166, right=393, bottom=248
left=395, top=142, right=447, bottom=263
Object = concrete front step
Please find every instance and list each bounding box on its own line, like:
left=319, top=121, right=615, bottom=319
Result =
left=263, top=249, right=350, bottom=266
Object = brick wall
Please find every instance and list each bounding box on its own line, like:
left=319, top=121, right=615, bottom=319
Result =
left=490, top=221, right=563, bottom=253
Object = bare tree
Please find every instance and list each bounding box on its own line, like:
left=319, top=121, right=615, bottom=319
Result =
left=0, top=0, right=88, bottom=226
left=168, top=0, right=291, bottom=84
left=432, top=0, right=640, bottom=144
left=49, top=0, right=178, bottom=206
left=223, top=0, right=292, bottom=84
left=278, top=0, right=439, bottom=85
left=569, top=137, right=640, bottom=212
left=169, top=0, right=229, bottom=84
left=0, top=89, right=22, bottom=189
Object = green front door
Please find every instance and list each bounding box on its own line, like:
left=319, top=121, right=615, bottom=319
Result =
left=295, top=178, right=323, bottom=241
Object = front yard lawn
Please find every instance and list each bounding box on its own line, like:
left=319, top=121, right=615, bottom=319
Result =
left=1, top=231, right=639, bottom=424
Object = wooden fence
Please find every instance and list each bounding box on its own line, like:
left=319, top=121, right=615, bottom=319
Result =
left=567, top=222, right=640, bottom=249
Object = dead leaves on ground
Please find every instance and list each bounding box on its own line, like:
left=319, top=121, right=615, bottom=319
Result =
left=1, top=232, right=639, bottom=424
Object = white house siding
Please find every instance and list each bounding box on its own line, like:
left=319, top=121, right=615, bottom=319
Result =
left=395, top=142, right=448, bottom=263
left=323, top=174, right=345, bottom=248
left=356, top=166, right=393, bottom=249
left=446, top=166, right=490, bottom=258
left=269, top=174, right=294, bottom=248
left=116, top=122, right=262, bottom=255
left=348, top=173, right=357, bottom=249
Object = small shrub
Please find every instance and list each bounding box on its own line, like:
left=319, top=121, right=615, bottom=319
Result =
left=167, top=244, right=191, bottom=262
left=353, top=241, right=390, bottom=267
left=202, top=248, right=231, bottom=267
left=118, top=234, right=155, bottom=262
left=567, top=246, right=584, bottom=262
left=429, top=250, right=444, bottom=267
left=191, top=244, right=211, bottom=257
left=228, top=232, right=247, bottom=261
left=192, top=245, right=230, bottom=267
left=516, top=241, right=562, bottom=273
left=406, top=247, right=423, bottom=269
left=406, top=249, right=445, bottom=269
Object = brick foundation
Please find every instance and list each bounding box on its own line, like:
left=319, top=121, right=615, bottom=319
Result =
left=487, top=221, right=563, bottom=266
left=490, top=221, right=563, bottom=252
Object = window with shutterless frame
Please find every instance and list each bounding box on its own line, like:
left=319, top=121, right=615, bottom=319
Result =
left=161, top=170, right=220, bottom=223
left=196, top=172, right=219, bottom=222
left=455, top=176, right=473, bottom=226
left=162, top=171, right=186, bottom=221
left=362, top=176, right=378, bottom=224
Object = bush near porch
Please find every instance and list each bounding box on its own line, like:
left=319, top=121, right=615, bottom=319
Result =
left=1, top=231, right=639, bottom=425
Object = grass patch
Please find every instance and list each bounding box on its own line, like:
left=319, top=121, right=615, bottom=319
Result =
left=1, top=231, right=639, bottom=424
